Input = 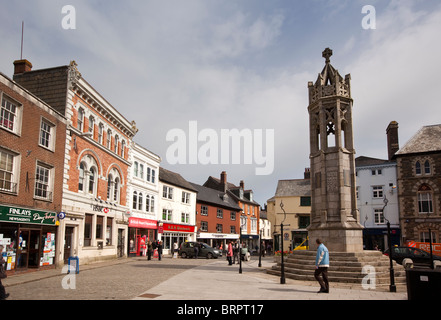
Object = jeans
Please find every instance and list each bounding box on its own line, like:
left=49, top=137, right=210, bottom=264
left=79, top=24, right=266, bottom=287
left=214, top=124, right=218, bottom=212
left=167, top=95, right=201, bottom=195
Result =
left=314, top=267, right=329, bottom=292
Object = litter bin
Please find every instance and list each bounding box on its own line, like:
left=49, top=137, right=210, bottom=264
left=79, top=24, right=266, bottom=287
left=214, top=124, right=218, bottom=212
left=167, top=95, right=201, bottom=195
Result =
left=406, top=268, right=441, bottom=300
left=67, top=256, right=80, bottom=274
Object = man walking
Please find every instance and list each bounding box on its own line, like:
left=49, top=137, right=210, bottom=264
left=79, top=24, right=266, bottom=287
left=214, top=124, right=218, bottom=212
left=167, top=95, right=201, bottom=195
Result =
left=314, top=239, right=329, bottom=293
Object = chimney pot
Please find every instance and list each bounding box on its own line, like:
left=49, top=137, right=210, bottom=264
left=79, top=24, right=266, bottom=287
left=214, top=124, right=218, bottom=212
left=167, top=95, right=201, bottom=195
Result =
left=386, top=121, right=399, bottom=161
left=13, top=59, right=33, bottom=74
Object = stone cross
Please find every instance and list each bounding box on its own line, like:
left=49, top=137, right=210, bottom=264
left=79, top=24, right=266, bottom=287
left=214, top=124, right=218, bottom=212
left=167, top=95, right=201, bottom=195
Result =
left=322, top=48, right=333, bottom=63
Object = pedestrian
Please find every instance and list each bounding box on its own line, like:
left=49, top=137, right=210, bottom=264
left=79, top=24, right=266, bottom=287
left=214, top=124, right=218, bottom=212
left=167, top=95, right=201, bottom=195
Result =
left=194, top=242, right=199, bottom=259
left=0, top=245, right=9, bottom=300
left=314, top=239, right=329, bottom=293
left=232, top=240, right=239, bottom=264
left=157, top=241, right=163, bottom=261
left=173, top=241, right=178, bottom=258
left=147, top=240, right=153, bottom=260
left=227, top=241, right=233, bottom=265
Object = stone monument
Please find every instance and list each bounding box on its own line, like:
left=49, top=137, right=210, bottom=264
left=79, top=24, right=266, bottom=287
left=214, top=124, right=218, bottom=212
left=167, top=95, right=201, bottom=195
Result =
left=307, top=48, right=364, bottom=252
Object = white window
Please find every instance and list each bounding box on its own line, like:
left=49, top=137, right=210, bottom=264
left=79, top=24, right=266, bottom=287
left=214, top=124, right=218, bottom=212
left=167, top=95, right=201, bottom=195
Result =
left=98, top=123, right=104, bottom=144
left=241, top=216, right=247, bottom=232
left=230, top=211, right=236, bottom=221
left=88, top=167, right=96, bottom=195
left=106, top=129, right=112, bottom=149
left=181, top=212, right=190, bottom=223
left=1, top=95, right=21, bottom=134
left=217, top=208, right=223, bottom=219
left=133, top=161, right=139, bottom=177
left=372, top=186, right=383, bottom=198
left=0, top=149, right=18, bottom=193
left=139, top=163, right=144, bottom=179
left=34, top=162, right=53, bottom=201
left=114, top=135, right=119, bottom=154
left=39, top=118, right=55, bottom=150
left=250, top=218, right=257, bottom=233
left=121, top=140, right=125, bottom=158
left=78, top=162, right=85, bottom=192
left=77, top=108, right=84, bottom=132
left=182, top=191, right=190, bottom=204
left=418, top=185, right=433, bottom=214
left=162, top=209, right=172, bottom=221
left=88, top=115, right=94, bottom=134
left=374, top=209, right=385, bottom=224
left=133, top=191, right=138, bottom=210
left=201, top=205, right=208, bottom=216
left=163, top=186, right=173, bottom=199
left=106, top=168, right=121, bottom=203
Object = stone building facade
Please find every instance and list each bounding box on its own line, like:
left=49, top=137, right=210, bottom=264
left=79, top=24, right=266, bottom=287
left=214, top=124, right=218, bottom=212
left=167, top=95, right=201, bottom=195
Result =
left=395, top=124, right=441, bottom=244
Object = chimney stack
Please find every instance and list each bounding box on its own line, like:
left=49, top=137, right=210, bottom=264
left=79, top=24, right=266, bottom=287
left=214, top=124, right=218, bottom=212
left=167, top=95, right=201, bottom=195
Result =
left=386, top=121, right=399, bottom=161
left=240, top=180, right=244, bottom=190
left=304, top=168, right=311, bottom=180
left=13, top=59, right=32, bottom=74
left=220, top=171, right=227, bottom=192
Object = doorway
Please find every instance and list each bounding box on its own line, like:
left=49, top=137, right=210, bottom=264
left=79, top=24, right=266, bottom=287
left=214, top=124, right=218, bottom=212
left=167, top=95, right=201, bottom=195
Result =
left=16, top=228, right=41, bottom=269
left=64, top=226, right=74, bottom=263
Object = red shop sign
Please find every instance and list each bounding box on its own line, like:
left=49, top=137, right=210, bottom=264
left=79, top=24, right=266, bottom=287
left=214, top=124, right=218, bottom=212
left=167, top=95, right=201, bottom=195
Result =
left=162, top=223, right=195, bottom=233
left=129, top=217, right=158, bottom=229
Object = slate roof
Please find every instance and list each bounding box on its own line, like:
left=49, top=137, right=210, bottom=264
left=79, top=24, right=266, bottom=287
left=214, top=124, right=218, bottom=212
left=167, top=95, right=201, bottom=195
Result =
left=355, top=156, right=396, bottom=168
left=275, top=179, right=311, bottom=197
left=159, top=167, right=198, bottom=192
left=13, top=65, right=69, bottom=116
left=190, top=183, right=242, bottom=211
left=396, top=124, right=441, bottom=155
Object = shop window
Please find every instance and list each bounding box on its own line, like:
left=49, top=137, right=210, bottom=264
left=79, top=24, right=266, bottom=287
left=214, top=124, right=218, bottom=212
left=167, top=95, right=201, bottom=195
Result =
left=84, top=214, right=93, bottom=246
left=106, top=217, right=113, bottom=245
left=96, top=215, right=104, bottom=240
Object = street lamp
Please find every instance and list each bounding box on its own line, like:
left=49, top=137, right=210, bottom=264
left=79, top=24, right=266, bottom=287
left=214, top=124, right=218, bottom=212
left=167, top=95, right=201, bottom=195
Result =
left=383, top=196, right=396, bottom=293
left=258, top=227, right=263, bottom=268
left=239, top=216, right=247, bottom=274
left=279, top=201, right=290, bottom=284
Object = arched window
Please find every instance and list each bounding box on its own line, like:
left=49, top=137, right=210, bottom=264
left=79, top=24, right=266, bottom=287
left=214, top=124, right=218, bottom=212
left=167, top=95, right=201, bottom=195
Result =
left=146, top=195, right=150, bottom=212
left=133, top=191, right=138, bottom=209
left=88, top=115, right=95, bottom=134
left=114, top=135, right=119, bottom=154
left=78, top=162, right=85, bottom=191
left=151, top=196, right=155, bottom=212
left=415, top=161, right=421, bottom=175
left=107, top=129, right=112, bottom=149
left=107, top=174, right=113, bottom=200
left=138, top=192, right=143, bottom=211
left=113, top=177, right=120, bottom=202
left=418, top=184, right=433, bottom=214
left=98, top=123, right=104, bottom=144
left=424, top=160, right=431, bottom=175
left=88, top=167, right=96, bottom=195
left=121, top=140, right=125, bottom=158
left=77, top=108, right=84, bottom=132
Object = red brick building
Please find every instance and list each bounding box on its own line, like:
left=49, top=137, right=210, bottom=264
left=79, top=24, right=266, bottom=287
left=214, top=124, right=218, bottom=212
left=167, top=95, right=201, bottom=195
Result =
left=190, top=182, right=242, bottom=249
left=13, top=60, right=138, bottom=265
left=0, top=69, right=67, bottom=273
left=203, top=171, right=261, bottom=250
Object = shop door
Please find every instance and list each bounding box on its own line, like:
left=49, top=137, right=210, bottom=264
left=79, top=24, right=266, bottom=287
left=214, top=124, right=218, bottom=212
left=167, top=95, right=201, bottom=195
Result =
left=117, top=229, right=124, bottom=258
left=64, top=226, right=74, bottom=263
left=17, top=229, right=41, bottom=269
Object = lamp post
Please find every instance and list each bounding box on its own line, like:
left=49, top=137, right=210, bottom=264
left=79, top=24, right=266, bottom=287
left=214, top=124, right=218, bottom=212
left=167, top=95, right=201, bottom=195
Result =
left=239, top=217, right=247, bottom=274
left=279, top=201, right=289, bottom=284
left=383, top=196, right=396, bottom=293
left=258, top=227, right=263, bottom=268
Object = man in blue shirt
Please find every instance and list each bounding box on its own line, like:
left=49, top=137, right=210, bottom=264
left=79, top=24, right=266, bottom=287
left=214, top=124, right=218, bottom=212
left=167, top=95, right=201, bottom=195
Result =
left=315, top=239, right=329, bottom=293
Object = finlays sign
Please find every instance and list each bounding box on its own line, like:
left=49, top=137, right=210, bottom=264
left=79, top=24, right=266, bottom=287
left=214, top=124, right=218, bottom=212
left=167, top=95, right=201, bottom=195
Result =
left=0, top=205, right=57, bottom=226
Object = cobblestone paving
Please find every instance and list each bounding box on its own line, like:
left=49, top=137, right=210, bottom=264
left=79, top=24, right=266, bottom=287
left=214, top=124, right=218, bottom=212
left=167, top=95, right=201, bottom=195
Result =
left=6, top=257, right=214, bottom=300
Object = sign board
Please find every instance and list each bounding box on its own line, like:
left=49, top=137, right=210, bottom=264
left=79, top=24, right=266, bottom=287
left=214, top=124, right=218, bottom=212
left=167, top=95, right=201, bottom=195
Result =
left=415, top=242, right=441, bottom=257
left=128, top=217, right=158, bottom=229
left=0, top=205, right=57, bottom=226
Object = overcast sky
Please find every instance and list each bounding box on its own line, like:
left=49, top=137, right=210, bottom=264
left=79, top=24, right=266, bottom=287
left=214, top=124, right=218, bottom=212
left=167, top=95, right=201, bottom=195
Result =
left=1, top=0, right=440, bottom=206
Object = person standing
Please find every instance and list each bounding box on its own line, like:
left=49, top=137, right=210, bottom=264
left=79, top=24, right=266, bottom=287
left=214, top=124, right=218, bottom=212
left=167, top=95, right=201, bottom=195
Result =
left=0, top=245, right=9, bottom=300
left=157, top=241, right=163, bottom=261
left=147, top=240, right=153, bottom=261
left=227, top=241, right=233, bottom=265
left=232, top=240, right=239, bottom=264
left=314, top=239, right=329, bottom=293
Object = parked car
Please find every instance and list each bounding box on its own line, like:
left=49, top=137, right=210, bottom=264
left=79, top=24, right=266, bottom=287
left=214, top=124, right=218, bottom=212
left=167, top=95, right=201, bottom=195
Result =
left=179, top=242, right=222, bottom=259
left=384, top=246, right=441, bottom=267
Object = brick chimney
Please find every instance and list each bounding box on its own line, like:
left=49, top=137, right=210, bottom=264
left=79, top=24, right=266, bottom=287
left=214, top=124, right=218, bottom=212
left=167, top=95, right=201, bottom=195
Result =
left=240, top=180, right=244, bottom=190
left=13, top=59, right=33, bottom=74
left=220, top=171, right=227, bottom=192
left=386, top=121, right=399, bottom=161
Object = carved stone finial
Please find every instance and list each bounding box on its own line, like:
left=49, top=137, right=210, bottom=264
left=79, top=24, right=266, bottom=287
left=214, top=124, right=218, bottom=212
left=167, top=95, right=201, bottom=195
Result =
left=322, top=48, right=333, bottom=64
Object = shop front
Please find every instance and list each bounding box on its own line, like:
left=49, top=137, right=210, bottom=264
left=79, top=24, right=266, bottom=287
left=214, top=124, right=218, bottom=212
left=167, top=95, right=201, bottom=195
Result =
left=128, top=217, right=157, bottom=256
left=159, top=223, right=196, bottom=254
left=0, top=205, right=58, bottom=274
left=197, top=232, right=239, bottom=250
